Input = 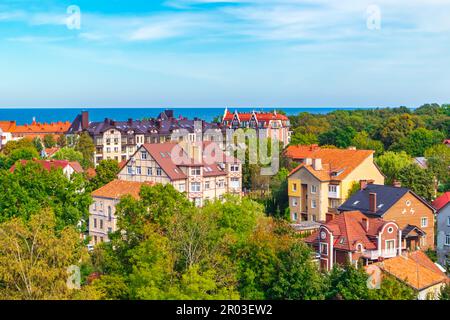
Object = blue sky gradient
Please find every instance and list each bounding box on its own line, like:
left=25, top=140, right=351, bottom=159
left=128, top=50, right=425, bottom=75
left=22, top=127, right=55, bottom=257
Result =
left=0, top=0, right=449, bottom=108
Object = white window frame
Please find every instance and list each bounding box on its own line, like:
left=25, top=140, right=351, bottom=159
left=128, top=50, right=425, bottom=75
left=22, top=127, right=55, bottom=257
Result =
left=292, top=183, right=297, bottom=192
left=311, top=185, right=317, bottom=194
left=311, top=199, right=317, bottom=209
left=447, top=217, right=450, bottom=227
left=329, top=185, right=337, bottom=193
left=179, top=183, right=186, bottom=192
left=445, top=234, right=450, bottom=246
left=421, top=217, right=428, bottom=228
left=191, top=182, right=201, bottom=192
left=156, top=168, right=162, bottom=176
left=292, top=198, right=298, bottom=207
left=230, top=178, right=240, bottom=188
left=141, top=151, right=148, bottom=160
left=136, top=166, right=141, bottom=175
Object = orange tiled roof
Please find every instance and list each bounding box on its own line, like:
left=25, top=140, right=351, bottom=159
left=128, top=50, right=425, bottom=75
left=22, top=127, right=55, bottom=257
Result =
left=86, top=167, right=97, bottom=179
left=0, top=121, right=16, bottom=132
left=287, top=145, right=375, bottom=181
left=305, top=211, right=389, bottom=251
left=11, top=121, right=71, bottom=134
left=91, top=179, right=155, bottom=200
left=45, top=147, right=60, bottom=157
left=376, top=252, right=448, bottom=291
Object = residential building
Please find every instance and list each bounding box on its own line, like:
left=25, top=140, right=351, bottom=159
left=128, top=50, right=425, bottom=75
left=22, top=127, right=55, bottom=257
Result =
left=0, top=121, right=15, bottom=148
left=117, top=141, right=242, bottom=207
left=67, top=110, right=223, bottom=166
left=286, top=146, right=385, bottom=222
left=375, top=251, right=448, bottom=300
left=221, top=108, right=292, bottom=147
left=339, top=183, right=436, bottom=251
left=10, top=159, right=83, bottom=178
left=305, top=210, right=402, bottom=271
left=89, top=179, right=154, bottom=244
left=433, top=192, right=450, bottom=267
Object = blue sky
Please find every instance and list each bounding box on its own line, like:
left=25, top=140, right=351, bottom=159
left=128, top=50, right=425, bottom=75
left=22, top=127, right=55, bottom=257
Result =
left=0, top=0, right=449, bottom=108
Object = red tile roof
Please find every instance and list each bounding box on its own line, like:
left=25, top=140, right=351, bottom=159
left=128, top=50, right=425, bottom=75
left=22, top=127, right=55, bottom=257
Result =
left=287, top=146, right=375, bottom=181
left=136, top=142, right=237, bottom=181
left=91, top=179, right=155, bottom=200
left=223, top=110, right=288, bottom=122
left=432, top=192, right=450, bottom=212
left=305, top=210, right=391, bottom=252
left=10, top=159, right=83, bottom=173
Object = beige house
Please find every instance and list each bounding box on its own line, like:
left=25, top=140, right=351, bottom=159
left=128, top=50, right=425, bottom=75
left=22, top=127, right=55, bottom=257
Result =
left=89, top=179, right=154, bottom=244
left=287, top=147, right=384, bottom=222
left=117, top=141, right=242, bottom=207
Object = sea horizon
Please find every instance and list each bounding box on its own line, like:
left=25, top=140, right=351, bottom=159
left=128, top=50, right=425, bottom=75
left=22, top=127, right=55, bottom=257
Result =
left=0, top=106, right=412, bottom=125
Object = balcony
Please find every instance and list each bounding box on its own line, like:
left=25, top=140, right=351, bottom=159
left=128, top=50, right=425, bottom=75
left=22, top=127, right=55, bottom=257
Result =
left=363, top=248, right=398, bottom=260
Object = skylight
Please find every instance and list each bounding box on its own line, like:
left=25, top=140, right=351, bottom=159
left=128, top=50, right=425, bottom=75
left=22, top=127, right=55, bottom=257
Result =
left=352, top=201, right=360, bottom=206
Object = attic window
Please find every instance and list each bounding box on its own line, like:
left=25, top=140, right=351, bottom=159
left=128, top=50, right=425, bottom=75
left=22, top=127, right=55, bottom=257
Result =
left=352, top=201, right=360, bottom=206
left=339, top=238, right=345, bottom=244
left=331, top=169, right=344, bottom=177
left=160, top=152, right=166, bottom=158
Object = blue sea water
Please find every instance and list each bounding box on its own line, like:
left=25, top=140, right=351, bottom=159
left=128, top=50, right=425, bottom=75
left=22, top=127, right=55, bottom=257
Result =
left=0, top=107, right=370, bottom=125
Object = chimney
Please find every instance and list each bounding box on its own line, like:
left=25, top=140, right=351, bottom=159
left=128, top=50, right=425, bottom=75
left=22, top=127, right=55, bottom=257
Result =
left=369, top=193, right=377, bottom=213
left=362, top=217, right=369, bottom=232
left=348, top=146, right=356, bottom=150
left=312, top=158, right=322, bottom=170
left=393, top=180, right=401, bottom=188
left=305, top=158, right=313, bottom=165
left=81, top=111, right=89, bottom=130
left=360, top=179, right=368, bottom=190
left=326, top=213, right=334, bottom=223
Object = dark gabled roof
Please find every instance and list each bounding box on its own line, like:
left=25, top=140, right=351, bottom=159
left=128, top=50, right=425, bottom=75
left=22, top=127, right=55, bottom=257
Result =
left=339, top=184, right=435, bottom=217
left=339, top=184, right=410, bottom=217
left=402, top=224, right=426, bottom=239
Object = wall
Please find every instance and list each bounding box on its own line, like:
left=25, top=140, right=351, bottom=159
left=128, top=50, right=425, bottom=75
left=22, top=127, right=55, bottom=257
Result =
left=437, top=204, right=450, bottom=266
left=383, top=192, right=435, bottom=250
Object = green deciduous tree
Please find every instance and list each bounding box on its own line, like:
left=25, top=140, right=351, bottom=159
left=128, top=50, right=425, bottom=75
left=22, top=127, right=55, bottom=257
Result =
left=326, top=265, right=371, bottom=300
left=425, top=144, right=450, bottom=188
left=43, top=134, right=56, bottom=148
left=351, top=131, right=384, bottom=155
left=53, top=147, right=84, bottom=163
left=398, top=164, right=435, bottom=201
left=318, top=126, right=356, bottom=148
left=0, top=209, right=100, bottom=300
left=75, top=132, right=95, bottom=169
left=391, top=128, right=445, bottom=156
left=89, top=159, right=120, bottom=190
left=0, top=161, right=91, bottom=229
left=375, top=151, right=412, bottom=185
